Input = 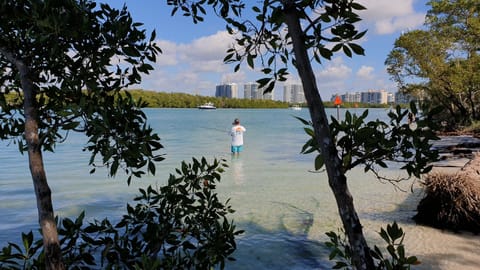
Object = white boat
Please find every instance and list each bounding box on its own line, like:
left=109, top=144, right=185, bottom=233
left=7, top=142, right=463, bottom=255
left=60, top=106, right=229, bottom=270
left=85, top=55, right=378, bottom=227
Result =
left=198, top=102, right=216, bottom=110
left=290, top=104, right=302, bottom=110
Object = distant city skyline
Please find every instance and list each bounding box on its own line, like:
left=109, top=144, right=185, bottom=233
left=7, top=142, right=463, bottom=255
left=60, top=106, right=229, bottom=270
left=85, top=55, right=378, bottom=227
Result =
left=332, top=89, right=414, bottom=104
left=214, top=81, right=407, bottom=104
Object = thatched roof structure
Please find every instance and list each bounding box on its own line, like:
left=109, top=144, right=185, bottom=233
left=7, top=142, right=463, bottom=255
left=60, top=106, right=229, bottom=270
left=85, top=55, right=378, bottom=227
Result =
left=413, top=153, right=480, bottom=232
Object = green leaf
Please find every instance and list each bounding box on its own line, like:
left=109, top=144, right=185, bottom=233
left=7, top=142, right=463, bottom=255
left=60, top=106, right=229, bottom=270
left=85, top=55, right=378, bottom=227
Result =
left=314, top=154, right=324, bottom=170
left=148, top=161, right=156, bottom=175
left=351, top=2, right=367, bottom=10
left=409, top=100, right=417, bottom=114
left=319, top=47, right=333, bottom=60
left=294, top=116, right=310, bottom=126
left=303, top=127, right=314, bottom=136
left=246, top=54, right=255, bottom=68
left=22, top=231, right=34, bottom=251
left=407, top=256, right=420, bottom=264
left=379, top=228, right=389, bottom=242
left=348, top=43, right=365, bottom=55
left=387, top=222, right=404, bottom=242
left=342, top=45, right=352, bottom=57
left=110, top=159, right=119, bottom=176
left=63, top=121, right=80, bottom=130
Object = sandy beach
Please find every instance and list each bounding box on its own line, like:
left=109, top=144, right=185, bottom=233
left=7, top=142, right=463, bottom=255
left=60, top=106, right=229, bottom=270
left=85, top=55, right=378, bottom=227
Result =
left=406, top=135, right=480, bottom=269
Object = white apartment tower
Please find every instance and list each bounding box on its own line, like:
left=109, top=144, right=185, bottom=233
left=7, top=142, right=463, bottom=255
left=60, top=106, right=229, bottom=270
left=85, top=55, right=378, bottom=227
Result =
left=243, top=82, right=258, bottom=99
left=243, top=82, right=274, bottom=100
left=283, top=83, right=305, bottom=103
left=360, top=89, right=388, bottom=104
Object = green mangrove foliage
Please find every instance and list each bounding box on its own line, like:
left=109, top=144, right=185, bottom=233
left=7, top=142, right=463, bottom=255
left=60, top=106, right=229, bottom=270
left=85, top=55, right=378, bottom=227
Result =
left=0, top=157, right=242, bottom=270
left=385, top=0, right=480, bottom=128
left=298, top=102, right=440, bottom=180
left=0, top=1, right=163, bottom=267
left=326, top=222, right=420, bottom=269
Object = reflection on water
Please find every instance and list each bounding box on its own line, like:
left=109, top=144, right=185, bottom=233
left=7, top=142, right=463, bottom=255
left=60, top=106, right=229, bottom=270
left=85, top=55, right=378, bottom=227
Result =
left=231, top=155, right=245, bottom=185
left=1, top=108, right=479, bottom=269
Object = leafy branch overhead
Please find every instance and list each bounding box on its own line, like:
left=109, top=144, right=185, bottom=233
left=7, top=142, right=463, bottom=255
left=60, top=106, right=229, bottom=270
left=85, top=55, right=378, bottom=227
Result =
left=0, top=0, right=164, bottom=183
left=1, top=2, right=165, bottom=267
left=168, top=0, right=366, bottom=93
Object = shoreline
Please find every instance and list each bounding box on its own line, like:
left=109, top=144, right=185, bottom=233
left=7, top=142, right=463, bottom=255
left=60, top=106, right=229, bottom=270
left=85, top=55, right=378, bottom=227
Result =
left=431, top=135, right=480, bottom=171
left=402, top=135, right=480, bottom=269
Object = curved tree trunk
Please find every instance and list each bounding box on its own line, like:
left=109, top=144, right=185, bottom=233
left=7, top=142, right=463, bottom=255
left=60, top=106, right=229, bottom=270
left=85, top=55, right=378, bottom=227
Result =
left=283, top=4, right=375, bottom=270
left=15, top=59, right=65, bottom=270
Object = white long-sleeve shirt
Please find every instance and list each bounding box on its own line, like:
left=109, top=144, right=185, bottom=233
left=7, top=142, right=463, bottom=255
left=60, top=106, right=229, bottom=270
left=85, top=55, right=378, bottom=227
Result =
left=230, top=125, right=246, bottom=146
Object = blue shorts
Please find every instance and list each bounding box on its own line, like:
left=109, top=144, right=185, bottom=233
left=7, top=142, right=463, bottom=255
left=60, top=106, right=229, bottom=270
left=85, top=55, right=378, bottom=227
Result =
left=231, top=145, right=243, bottom=153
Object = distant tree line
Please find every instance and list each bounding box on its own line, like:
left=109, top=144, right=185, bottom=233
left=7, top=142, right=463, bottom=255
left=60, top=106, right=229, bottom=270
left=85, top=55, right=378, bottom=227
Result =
left=124, top=89, right=391, bottom=109
left=126, top=89, right=288, bottom=108
left=2, top=89, right=392, bottom=110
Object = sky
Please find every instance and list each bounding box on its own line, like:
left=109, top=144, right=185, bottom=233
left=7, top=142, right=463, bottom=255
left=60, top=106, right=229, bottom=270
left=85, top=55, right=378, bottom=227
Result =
left=102, top=0, right=430, bottom=100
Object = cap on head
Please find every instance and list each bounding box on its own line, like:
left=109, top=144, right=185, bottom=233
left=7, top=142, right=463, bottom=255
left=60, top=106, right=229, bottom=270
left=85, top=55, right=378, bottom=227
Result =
left=233, top=118, right=240, bottom=125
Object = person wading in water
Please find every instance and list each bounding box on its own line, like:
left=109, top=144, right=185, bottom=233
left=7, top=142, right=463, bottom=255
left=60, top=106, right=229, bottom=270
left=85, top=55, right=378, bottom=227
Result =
left=230, top=118, right=246, bottom=156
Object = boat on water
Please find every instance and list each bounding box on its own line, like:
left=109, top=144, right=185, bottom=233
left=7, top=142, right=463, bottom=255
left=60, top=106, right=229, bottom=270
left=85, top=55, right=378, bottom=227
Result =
left=290, top=104, right=302, bottom=110
left=197, top=102, right=216, bottom=110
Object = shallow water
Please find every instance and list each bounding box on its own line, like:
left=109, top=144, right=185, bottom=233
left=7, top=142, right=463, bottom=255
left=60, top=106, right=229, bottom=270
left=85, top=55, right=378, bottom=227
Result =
left=1, top=108, right=479, bottom=269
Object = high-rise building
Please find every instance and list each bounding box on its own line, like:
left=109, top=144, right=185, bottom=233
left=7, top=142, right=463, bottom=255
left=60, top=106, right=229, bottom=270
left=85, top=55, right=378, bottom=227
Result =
left=283, top=83, right=305, bottom=103
left=340, top=92, right=361, bottom=103
left=243, top=82, right=274, bottom=100
left=332, top=89, right=390, bottom=104
left=243, top=82, right=258, bottom=99
left=387, top=92, right=395, bottom=104
left=215, top=83, right=238, bottom=98
left=360, top=89, right=388, bottom=104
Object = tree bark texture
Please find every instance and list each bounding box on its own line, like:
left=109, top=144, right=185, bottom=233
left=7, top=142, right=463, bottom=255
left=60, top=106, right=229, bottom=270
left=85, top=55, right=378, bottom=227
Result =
left=282, top=4, right=375, bottom=270
left=15, top=59, right=65, bottom=270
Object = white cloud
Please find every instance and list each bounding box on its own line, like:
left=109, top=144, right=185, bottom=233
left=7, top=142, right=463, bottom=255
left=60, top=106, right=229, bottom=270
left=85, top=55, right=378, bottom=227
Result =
left=357, top=0, right=426, bottom=34
left=316, top=57, right=352, bottom=80
left=356, top=65, right=374, bottom=80
left=155, top=31, right=235, bottom=72
left=190, top=60, right=228, bottom=73
left=154, top=40, right=179, bottom=66
left=178, top=31, right=234, bottom=62
left=313, top=58, right=353, bottom=98
left=375, top=13, right=426, bottom=35
left=221, top=71, right=247, bottom=84
left=141, top=31, right=239, bottom=95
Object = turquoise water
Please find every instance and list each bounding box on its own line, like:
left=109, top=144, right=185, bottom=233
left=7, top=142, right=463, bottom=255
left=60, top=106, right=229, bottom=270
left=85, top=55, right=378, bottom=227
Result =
left=1, top=108, right=479, bottom=269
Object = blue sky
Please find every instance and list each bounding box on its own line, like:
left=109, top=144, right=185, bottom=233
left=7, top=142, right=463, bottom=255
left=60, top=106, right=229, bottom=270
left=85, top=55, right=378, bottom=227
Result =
left=102, top=0, right=430, bottom=100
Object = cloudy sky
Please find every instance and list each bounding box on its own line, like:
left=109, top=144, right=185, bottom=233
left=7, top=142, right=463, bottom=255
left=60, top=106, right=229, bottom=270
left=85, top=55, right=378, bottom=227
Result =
left=103, top=0, right=429, bottom=100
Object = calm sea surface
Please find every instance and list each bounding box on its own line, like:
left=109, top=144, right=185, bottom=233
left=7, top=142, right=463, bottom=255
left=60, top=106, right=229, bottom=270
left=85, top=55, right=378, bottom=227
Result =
left=1, top=108, right=479, bottom=269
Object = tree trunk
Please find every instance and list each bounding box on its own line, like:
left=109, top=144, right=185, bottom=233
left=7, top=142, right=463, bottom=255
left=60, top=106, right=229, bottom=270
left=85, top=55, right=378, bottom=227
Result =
left=283, top=4, right=375, bottom=270
left=467, top=87, right=477, bottom=121
left=16, top=59, right=65, bottom=270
